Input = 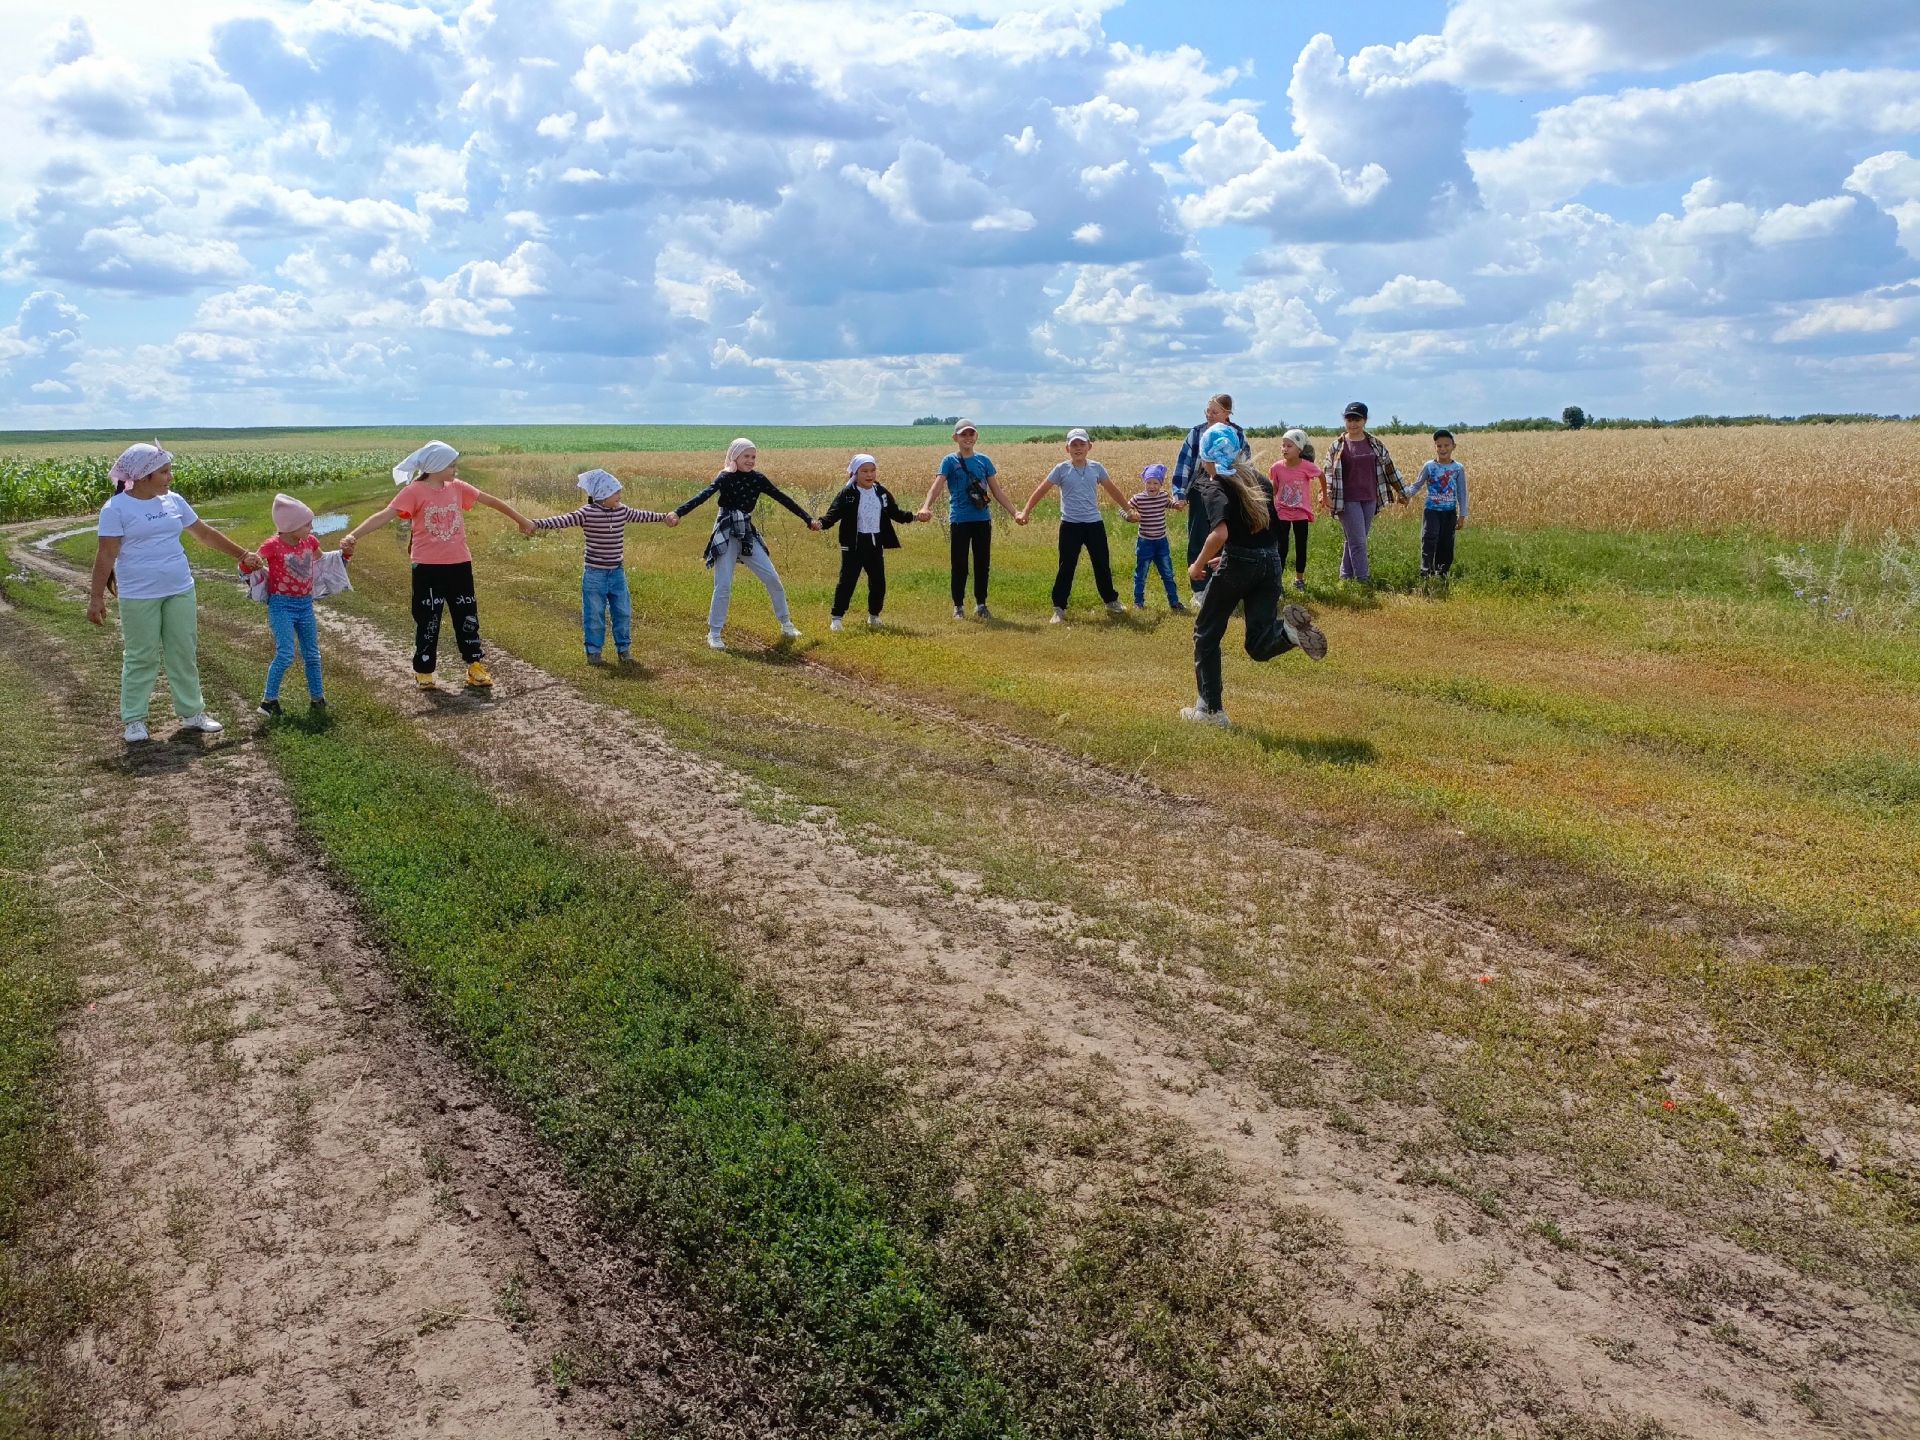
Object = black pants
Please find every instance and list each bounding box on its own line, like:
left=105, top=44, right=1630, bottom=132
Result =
left=1053, top=520, right=1118, bottom=609
left=1282, top=519, right=1311, bottom=575
left=1192, top=547, right=1293, bottom=712
left=411, top=561, right=484, bottom=673
left=832, top=537, right=887, bottom=617
left=950, top=520, right=991, bottom=607
left=1185, top=502, right=1208, bottom=592
left=1420, top=509, right=1457, bottom=575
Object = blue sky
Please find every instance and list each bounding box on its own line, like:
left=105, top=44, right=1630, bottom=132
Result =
left=0, top=0, right=1915, bottom=428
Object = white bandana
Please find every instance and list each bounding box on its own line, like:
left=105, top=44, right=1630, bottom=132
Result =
left=577, top=468, right=622, bottom=503
left=393, top=440, right=459, bottom=486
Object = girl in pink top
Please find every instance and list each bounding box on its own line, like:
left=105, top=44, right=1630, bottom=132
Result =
left=1268, top=429, right=1321, bottom=592
left=340, top=441, right=534, bottom=690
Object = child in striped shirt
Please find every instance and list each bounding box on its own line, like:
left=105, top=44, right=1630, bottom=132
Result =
left=1127, top=464, right=1187, bottom=612
left=532, top=468, right=680, bottom=663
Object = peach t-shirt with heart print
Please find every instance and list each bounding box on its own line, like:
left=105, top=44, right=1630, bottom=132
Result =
left=391, top=479, right=478, bottom=564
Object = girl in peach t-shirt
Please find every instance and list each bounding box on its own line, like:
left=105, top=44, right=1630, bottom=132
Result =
left=340, top=441, right=534, bottom=690
left=1268, top=428, right=1321, bottom=592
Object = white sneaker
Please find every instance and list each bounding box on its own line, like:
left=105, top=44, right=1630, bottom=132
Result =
left=1191, top=587, right=1208, bottom=607
left=830, top=616, right=844, bottom=632
left=1281, top=603, right=1328, bottom=661
left=1180, top=703, right=1230, bottom=728
left=974, top=604, right=992, bottom=620
left=179, top=713, right=224, bottom=734
left=1050, top=608, right=1066, bottom=625
left=779, top=621, right=802, bottom=639
left=123, top=720, right=150, bottom=744
left=867, top=616, right=881, bottom=629
left=952, top=606, right=965, bottom=620
left=1106, top=600, right=1126, bottom=615
left=706, top=632, right=727, bottom=650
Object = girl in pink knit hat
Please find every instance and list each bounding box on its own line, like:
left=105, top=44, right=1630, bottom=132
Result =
left=244, top=492, right=337, bottom=717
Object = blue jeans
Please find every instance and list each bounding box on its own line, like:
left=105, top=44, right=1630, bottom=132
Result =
left=1134, top=536, right=1179, bottom=606
left=582, top=565, right=632, bottom=656
left=265, top=594, right=322, bottom=700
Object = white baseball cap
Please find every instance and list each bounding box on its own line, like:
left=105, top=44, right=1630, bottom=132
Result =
left=1066, top=427, right=1091, bottom=443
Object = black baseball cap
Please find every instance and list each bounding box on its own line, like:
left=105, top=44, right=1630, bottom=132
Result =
left=1343, top=400, right=1368, bottom=418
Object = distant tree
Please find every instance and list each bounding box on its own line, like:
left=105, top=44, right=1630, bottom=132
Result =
left=1561, top=405, right=1588, bottom=430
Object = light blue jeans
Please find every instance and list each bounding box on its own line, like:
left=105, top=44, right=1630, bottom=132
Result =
left=707, top=537, right=791, bottom=637
left=265, top=594, right=322, bottom=700
left=582, top=565, right=632, bottom=656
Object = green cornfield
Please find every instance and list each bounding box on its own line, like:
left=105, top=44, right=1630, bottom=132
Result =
left=0, top=452, right=388, bottom=523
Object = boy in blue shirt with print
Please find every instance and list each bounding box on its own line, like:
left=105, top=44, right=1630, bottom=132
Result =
left=1404, top=429, right=1468, bottom=578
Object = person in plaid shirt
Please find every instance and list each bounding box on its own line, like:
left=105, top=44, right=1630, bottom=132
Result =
left=1321, top=400, right=1406, bottom=583
left=1171, top=393, right=1246, bottom=602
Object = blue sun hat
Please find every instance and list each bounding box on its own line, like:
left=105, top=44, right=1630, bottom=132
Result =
left=1200, top=422, right=1245, bottom=474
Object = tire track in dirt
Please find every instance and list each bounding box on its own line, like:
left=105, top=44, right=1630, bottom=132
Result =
left=14, top=515, right=1914, bottom=1437
left=1, top=606, right=794, bottom=1437
left=304, top=602, right=1920, bottom=1440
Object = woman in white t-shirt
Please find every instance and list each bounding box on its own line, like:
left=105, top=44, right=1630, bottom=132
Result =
left=86, top=443, right=261, bottom=744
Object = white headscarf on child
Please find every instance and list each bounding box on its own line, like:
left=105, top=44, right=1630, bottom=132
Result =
left=577, top=468, right=622, bottom=502
left=847, top=453, right=877, bottom=481
left=724, top=437, right=756, bottom=471
left=109, top=441, right=172, bottom=493
left=1283, top=429, right=1309, bottom=452
left=393, top=440, right=459, bottom=486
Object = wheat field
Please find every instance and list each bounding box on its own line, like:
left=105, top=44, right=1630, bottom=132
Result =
left=479, top=423, right=1920, bottom=540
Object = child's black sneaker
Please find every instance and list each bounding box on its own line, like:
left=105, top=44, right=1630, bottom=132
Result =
left=256, top=698, right=282, bottom=717
left=309, top=697, right=327, bottom=713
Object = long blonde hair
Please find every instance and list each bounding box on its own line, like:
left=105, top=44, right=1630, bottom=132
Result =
left=1206, top=453, right=1270, bottom=533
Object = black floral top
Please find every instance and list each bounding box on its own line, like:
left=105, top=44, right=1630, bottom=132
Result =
left=674, top=470, right=813, bottom=524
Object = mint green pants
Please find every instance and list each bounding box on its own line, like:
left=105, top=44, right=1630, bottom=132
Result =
left=120, top=590, right=205, bottom=722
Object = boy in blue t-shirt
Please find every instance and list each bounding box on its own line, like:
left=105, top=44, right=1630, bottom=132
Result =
left=919, top=419, right=1012, bottom=619
left=1405, top=429, right=1468, bottom=578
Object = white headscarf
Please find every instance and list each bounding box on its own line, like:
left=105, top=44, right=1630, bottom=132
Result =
left=109, top=441, right=172, bottom=494
left=577, top=468, right=622, bottom=502
left=724, top=437, right=756, bottom=471
left=393, top=440, right=459, bottom=486
left=847, top=453, right=877, bottom=481
left=1283, top=429, right=1309, bottom=452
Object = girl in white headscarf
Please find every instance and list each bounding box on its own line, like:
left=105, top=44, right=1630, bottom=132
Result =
left=529, top=468, right=681, bottom=664
left=669, top=438, right=820, bottom=650
left=816, top=453, right=917, bottom=631
left=339, top=441, right=535, bottom=690
left=86, top=443, right=262, bottom=744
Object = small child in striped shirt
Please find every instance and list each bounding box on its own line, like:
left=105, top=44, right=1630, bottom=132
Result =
left=1127, top=464, right=1187, bottom=612
left=532, top=468, right=680, bottom=663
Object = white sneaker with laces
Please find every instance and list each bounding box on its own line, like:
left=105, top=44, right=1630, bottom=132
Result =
left=830, top=616, right=844, bottom=632
left=1280, top=603, right=1328, bottom=660
left=974, top=604, right=991, bottom=620
left=179, top=713, right=224, bottom=734
left=123, top=720, right=150, bottom=744
left=780, top=621, right=802, bottom=639
left=867, top=616, right=881, bottom=629
left=1050, top=608, right=1066, bottom=624
left=706, top=632, right=727, bottom=650
left=952, top=606, right=965, bottom=620
left=1180, top=703, right=1230, bottom=728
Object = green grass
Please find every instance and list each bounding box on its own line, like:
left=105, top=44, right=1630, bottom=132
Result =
left=0, top=619, right=109, bottom=1439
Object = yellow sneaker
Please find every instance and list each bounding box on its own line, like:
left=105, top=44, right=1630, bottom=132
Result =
left=465, top=661, right=494, bottom=689
left=414, top=671, right=437, bottom=690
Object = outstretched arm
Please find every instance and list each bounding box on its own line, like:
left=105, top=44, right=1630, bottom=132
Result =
left=473, top=488, right=536, bottom=535
left=339, top=503, right=398, bottom=558
left=186, top=519, right=261, bottom=570
left=761, top=476, right=817, bottom=527
left=1099, top=477, right=1136, bottom=519
left=919, top=471, right=948, bottom=522
left=533, top=506, right=588, bottom=532
left=1016, top=478, right=1055, bottom=524
left=674, top=478, right=722, bottom=518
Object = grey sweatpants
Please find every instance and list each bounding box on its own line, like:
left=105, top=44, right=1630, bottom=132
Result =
left=708, top=536, right=791, bottom=635
left=1337, top=498, right=1379, bottom=581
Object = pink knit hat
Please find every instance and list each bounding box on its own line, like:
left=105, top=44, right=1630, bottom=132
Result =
left=271, top=493, right=314, bottom=531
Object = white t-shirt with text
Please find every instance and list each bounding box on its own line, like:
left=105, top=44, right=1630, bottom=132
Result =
left=97, top=491, right=200, bottom=600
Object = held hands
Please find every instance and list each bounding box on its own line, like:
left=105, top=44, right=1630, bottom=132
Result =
left=518, top=518, right=537, bottom=536
left=915, top=509, right=932, bottom=522
left=1014, top=509, right=1031, bottom=526
left=339, top=533, right=358, bottom=559
left=665, top=513, right=682, bottom=527
left=809, top=518, right=823, bottom=531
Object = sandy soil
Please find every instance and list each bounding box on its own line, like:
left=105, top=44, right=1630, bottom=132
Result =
left=9, top=515, right=1916, bottom=1438
left=0, top=598, right=793, bottom=1437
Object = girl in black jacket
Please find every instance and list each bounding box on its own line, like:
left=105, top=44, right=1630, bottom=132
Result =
left=818, top=453, right=916, bottom=631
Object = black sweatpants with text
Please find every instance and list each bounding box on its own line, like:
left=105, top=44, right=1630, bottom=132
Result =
left=411, top=561, right=485, bottom=674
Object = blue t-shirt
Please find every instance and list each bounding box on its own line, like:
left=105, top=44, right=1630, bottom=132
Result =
left=1414, top=461, right=1467, bottom=516
left=1045, top=461, right=1109, bottom=523
left=941, top=452, right=997, bottom=523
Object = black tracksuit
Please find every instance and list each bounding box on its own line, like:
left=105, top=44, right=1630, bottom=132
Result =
left=819, top=482, right=915, bottom=617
